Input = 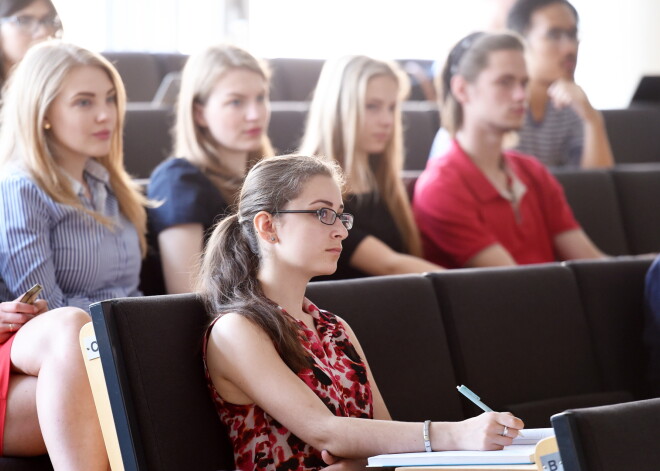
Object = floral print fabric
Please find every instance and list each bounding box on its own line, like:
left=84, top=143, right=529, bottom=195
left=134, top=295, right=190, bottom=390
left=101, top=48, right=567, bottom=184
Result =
left=203, top=299, right=374, bottom=470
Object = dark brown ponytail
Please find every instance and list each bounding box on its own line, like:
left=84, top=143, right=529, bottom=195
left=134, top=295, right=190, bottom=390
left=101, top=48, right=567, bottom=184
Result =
left=197, top=154, right=344, bottom=372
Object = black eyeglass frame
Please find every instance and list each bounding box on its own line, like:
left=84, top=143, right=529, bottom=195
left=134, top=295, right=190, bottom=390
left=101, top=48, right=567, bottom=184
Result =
left=272, top=208, right=354, bottom=230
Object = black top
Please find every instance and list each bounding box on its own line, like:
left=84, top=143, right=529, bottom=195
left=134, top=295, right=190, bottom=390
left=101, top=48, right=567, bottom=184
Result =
left=147, top=158, right=230, bottom=239
left=143, top=158, right=230, bottom=295
left=316, top=192, right=405, bottom=281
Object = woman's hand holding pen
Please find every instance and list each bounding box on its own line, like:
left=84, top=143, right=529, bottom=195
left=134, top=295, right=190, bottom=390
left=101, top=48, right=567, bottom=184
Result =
left=451, top=412, right=525, bottom=451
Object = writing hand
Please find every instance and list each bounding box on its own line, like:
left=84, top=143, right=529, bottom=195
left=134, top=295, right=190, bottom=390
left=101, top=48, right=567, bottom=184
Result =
left=453, top=411, right=525, bottom=451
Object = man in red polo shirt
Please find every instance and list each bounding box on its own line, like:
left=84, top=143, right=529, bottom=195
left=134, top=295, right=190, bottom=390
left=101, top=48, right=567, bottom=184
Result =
left=412, top=32, right=604, bottom=269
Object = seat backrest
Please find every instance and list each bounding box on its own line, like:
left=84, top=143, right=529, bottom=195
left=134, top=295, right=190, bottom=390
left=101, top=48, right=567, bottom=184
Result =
left=102, top=52, right=163, bottom=102
left=268, top=102, right=309, bottom=154
left=551, top=169, right=629, bottom=255
left=427, top=264, right=614, bottom=428
left=0, top=457, right=52, bottom=471
left=552, top=398, right=660, bottom=471
left=611, top=165, right=660, bottom=254
left=152, top=52, right=188, bottom=79
left=566, top=258, right=652, bottom=397
left=268, top=58, right=325, bottom=101
left=91, top=295, right=233, bottom=471
left=401, top=102, right=440, bottom=171
left=602, top=108, right=660, bottom=164
left=306, top=274, right=465, bottom=422
left=123, top=105, right=174, bottom=179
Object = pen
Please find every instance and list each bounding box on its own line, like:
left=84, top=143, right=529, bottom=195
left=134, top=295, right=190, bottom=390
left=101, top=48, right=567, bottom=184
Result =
left=456, top=385, right=524, bottom=437
left=457, top=384, right=493, bottom=412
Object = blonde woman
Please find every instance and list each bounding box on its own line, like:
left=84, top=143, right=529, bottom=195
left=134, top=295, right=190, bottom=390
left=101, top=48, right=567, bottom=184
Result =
left=148, top=44, right=274, bottom=294
left=300, top=55, right=442, bottom=278
left=0, top=40, right=145, bottom=469
left=0, top=40, right=147, bottom=311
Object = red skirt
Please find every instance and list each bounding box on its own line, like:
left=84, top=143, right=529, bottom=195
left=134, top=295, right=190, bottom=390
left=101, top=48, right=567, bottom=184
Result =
left=0, top=335, right=16, bottom=456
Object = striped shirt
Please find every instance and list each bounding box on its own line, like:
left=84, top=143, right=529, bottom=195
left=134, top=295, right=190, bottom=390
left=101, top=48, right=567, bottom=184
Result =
left=516, top=103, right=584, bottom=168
left=0, top=160, right=142, bottom=312
left=428, top=104, right=584, bottom=168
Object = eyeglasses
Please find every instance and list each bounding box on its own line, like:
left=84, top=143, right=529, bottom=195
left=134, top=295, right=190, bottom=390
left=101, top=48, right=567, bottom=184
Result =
left=273, top=208, right=354, bottom=230
left=0, top=14, right=62, bottom=34
left=544, top=28, right=579, bottom=44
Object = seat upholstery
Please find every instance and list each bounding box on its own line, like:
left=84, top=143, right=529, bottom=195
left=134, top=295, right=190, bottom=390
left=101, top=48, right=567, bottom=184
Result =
left=427, top=265, right=615, bottom=427
left=0, top=456, right=52, bottom=471
left=123, top=104, right=174, bottom=179
left=551, top=169, right=629, bottom=255
left=268, top=58, right=325, bottom=101
left=91, top=295, right=233, bottom=471
left=102, top=52, right=163, bottom=102
left=611, top=166, right=660, bottom=254
left=268, top=102, right=309, bottom=154
left=401, top=101, right=440, bottom=171
left=567, top=258, right=652, bottom=397
left=306, top=274, right=464, bottom=422
left=602, top=108, right=660, bottom=164
left=552, top=398, right=660, bottom=471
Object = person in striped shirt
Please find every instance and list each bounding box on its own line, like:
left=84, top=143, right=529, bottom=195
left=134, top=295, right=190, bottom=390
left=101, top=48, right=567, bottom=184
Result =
left=0, top=41, right=143, bottom=469
left=506, top=0, right=614, bottom=168
left=0, top=41, right=148, bottom=312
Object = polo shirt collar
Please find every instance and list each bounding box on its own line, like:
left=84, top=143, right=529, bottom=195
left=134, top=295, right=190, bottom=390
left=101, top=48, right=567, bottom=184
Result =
left=448, top=139, right=526, bottom=203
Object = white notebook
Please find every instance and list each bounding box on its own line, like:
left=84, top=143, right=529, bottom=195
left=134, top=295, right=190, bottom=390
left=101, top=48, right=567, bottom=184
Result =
left=367, top=428, right=554, bottom=467
left=511, top=427, right=554, bottom=445
left=368, top=445, right=535, bottom=467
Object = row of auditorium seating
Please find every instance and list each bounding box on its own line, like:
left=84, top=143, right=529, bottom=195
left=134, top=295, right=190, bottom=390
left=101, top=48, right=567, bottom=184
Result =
left=87, top=257, right=652, bottom=469
left=123, top=102, right=660, bottom=178
left=102, top=52, right=433, bottom=103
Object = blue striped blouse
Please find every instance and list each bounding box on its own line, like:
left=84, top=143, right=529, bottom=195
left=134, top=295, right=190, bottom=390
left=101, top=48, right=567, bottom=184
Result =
left=0, top=160, right=142, bottom=312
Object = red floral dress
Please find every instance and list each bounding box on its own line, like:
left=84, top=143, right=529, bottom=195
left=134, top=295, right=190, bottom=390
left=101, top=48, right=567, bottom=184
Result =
left=203, top=299, right=374, bottom=471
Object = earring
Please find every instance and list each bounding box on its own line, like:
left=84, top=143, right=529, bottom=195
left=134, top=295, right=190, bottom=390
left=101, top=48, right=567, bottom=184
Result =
left=44, top=122, right=51, bottom=130
left=270, top=236, right=276, bottom=242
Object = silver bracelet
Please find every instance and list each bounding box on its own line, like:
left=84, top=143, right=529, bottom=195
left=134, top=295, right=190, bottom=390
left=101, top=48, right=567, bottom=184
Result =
left=423, top=419, right=432, bottom=452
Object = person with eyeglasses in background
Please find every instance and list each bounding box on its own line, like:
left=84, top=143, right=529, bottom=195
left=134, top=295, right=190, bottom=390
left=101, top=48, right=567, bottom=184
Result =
left=300, top=55, right=443, bottom=280
left=199, top=154, right=523, bottom=471
left=506, top=0, right=614, bottom=168
left=0, top=0, right=62, bottom=89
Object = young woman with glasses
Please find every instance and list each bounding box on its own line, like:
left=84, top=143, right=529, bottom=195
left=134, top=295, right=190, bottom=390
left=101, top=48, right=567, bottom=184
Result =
left=199, top=154, right=523, bottom=471
left=148, top=44, right=274, bottom=294
left=300, top=55, right=443, bottom=279
left=0, top=0, right=62, bottom=87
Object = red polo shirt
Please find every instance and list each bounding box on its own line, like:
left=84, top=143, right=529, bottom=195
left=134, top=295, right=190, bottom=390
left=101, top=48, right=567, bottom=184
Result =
left=412, top=140, right=579, bottom=268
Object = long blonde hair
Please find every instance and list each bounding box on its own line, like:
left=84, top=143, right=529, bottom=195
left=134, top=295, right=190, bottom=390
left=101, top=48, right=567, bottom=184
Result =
left=300, top=55, right=422, bottom=256
left=174, top=44, right=274, bottom=200
left=0, top=40, right=148, bottom=255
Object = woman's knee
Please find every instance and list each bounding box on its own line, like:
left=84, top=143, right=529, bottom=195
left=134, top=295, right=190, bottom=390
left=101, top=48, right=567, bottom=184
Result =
left=47, top=307, right=91, bottom=351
